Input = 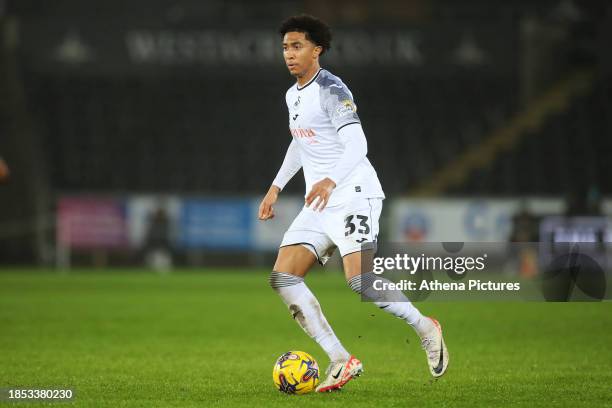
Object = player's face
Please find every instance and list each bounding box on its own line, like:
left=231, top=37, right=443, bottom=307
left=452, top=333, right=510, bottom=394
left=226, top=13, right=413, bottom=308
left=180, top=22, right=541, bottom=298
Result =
left=282, top=32, right=321, bottom=77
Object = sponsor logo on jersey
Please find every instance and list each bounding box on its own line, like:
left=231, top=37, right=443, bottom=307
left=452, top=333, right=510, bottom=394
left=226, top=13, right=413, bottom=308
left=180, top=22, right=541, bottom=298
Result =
left=290, top=128, right=318, bottom=144
left=290, top=128, right=316, bottom=138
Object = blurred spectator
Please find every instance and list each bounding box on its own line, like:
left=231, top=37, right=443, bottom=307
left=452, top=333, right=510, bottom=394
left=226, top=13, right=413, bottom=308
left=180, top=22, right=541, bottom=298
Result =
left=143, top=205, right=173, bottom=272
left=509, top=202, right=539, bottom=278
left=0, top=157, right=9, bottom=182
left=565, top=183, right=602, bottom=216
left=510, top=202, right=539, bottom=242
left=586, top=184, right=602, bottom=215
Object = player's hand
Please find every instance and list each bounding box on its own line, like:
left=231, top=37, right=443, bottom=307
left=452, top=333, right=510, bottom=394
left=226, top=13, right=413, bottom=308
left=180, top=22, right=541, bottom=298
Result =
left=258, top=185, right=280, bottom=220
left=305, top=177, right=336, bottom=212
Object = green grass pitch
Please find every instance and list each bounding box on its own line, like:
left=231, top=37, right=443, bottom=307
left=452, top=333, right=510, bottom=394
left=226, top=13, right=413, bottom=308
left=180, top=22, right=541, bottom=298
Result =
left=1, top=269, right=611, bottom=407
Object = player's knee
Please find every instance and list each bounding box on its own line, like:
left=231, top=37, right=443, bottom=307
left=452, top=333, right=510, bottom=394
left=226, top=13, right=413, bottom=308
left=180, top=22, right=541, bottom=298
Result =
left=274, top=245, right=316, bottom=276
left=269, top=271, right=303, bottom=290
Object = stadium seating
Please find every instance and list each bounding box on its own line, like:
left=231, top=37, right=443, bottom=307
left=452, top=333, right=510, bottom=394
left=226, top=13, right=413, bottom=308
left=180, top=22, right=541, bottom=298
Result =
left=453, top=76, right=611, bottom=196
left=26, top=71, right=517, bottom=195
left=28, top=71, right=610, bottom=197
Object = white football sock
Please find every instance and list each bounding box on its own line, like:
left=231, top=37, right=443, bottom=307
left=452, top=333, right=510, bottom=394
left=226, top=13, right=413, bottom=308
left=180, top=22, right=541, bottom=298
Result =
left=348, top=272, right=433, bottom=337
left=269, top=272, right=350, bottom=362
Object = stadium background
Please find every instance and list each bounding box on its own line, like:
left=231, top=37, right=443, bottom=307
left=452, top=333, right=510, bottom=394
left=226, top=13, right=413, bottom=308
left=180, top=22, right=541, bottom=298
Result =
left=0, top=1, right=611, bottom=407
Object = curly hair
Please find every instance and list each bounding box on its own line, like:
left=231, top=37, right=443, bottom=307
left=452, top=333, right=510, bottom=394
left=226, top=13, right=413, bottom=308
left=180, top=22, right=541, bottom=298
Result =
left=279, top=14, right=332, bottom=55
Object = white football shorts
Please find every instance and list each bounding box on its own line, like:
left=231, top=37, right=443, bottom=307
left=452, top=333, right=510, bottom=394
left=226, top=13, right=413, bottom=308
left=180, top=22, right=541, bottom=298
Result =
left=280, top=198, right=383, bottom=264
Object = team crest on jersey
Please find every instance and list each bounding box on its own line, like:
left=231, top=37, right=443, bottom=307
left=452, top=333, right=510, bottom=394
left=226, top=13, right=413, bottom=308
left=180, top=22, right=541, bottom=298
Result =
left=336, top=99, right=357, bottom=116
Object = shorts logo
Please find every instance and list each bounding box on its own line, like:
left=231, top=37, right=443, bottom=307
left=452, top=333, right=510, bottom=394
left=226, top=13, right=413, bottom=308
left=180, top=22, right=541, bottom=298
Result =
left=355, top=186, right=361, bottom=192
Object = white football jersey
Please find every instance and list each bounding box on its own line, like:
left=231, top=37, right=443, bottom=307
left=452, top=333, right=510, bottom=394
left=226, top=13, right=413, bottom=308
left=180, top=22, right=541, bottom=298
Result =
left=285, top=68, right=385, bottom=207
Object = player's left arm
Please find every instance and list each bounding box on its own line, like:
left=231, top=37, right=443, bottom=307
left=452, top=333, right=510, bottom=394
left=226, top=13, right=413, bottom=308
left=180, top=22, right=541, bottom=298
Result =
left=327, top=123, right=367, bottom=185
left=305, top=124, right=367, bottom=211
left=306, top=83, right=365, bottom=211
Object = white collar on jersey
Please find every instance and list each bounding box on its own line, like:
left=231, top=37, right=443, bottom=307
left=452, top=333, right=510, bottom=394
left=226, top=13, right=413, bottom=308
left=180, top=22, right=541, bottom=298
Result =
left=296, top=68, right=323, bottom=91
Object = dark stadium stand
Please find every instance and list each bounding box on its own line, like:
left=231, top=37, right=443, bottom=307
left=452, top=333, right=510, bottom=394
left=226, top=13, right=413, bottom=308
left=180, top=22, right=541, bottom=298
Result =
left=452, top=77, right=611, bottom=196
left=25, top=71, right=516, bottom=195
left=13, top=0, right=607, bottom=197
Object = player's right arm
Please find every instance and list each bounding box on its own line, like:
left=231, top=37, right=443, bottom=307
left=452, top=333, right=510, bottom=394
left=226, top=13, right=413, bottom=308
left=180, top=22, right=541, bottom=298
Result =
left=258, top=139, right=302, bottom=220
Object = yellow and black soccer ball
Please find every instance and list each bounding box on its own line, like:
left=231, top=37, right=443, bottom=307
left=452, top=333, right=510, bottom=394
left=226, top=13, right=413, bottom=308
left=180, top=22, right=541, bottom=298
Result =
left=272, top=351, right=320, bottom=394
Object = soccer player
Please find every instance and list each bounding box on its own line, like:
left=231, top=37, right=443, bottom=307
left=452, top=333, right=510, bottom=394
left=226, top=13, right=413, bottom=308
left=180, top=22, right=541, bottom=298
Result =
left=258, top=15, right=449, bottom=392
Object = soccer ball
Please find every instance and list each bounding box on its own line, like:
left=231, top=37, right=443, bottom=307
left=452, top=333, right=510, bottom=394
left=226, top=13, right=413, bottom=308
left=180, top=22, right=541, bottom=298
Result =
left=272, top=351, right=320, bottom=394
